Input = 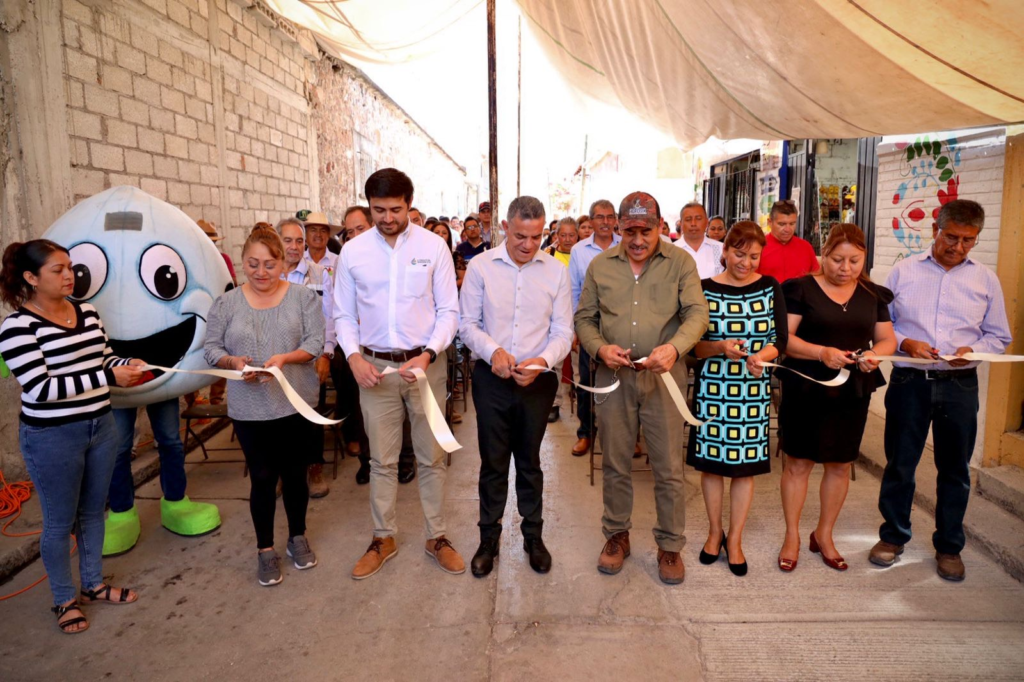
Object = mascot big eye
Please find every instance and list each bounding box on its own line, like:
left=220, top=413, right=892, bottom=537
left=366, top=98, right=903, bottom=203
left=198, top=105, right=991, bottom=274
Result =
left=44, top=186, right=232, bottom=406
left=43, top=186, right=228, bottom=554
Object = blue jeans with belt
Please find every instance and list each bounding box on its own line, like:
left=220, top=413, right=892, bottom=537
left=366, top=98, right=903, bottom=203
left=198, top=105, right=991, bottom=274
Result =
left=19, top=413, right=118, bottom=605
left=879, top=368, right=979, bottom=555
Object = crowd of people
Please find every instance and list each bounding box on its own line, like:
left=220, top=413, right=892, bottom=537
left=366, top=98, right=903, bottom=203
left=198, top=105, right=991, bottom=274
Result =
left=0, top=166, right=1012, bottom=633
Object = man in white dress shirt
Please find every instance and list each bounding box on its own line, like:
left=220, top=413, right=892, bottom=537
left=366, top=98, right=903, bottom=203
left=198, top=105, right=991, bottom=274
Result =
left=303, top=211, right=339, bottom=273
left=334, top=168, right=465, bottom=579
left=677, top=202, right=724, bottom=279
left=459, top=196, right=573, bottom=577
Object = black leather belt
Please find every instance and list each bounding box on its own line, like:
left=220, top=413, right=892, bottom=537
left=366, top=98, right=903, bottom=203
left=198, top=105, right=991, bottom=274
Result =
left=895, top=366, right=977, bottom=381
left=361, top=346, right=423, bottom=363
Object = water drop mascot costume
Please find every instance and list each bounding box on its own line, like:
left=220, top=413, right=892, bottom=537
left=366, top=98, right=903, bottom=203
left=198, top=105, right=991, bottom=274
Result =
left=43, top=186, right=230, bottom=555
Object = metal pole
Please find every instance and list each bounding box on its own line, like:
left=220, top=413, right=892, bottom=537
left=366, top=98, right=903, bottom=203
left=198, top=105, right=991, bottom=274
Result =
left=579, top=134, right=588, bottom=214
left=516, top=15, right=522, bottom=198
left=487, top=0, right=500, bottom=245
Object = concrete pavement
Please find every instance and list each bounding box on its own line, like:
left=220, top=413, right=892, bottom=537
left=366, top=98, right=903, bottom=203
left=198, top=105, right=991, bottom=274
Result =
left=1, top=391, right=1023, bottom=681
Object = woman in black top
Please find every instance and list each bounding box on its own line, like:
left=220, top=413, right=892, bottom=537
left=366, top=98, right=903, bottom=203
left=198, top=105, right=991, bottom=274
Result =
left=777, top=224, right=897, bottom=573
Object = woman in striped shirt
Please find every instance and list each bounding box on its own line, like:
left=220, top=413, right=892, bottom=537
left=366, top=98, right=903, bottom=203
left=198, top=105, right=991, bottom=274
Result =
left=0, top=240, right=146, bottom=634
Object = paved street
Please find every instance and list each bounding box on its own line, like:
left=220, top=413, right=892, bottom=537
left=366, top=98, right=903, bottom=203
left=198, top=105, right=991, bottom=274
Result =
left=2, top=390, right=1023, bottom=681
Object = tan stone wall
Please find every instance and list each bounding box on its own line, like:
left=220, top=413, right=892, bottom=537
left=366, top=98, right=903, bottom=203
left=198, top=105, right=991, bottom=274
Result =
left=0, top=0, right=466, bottom=477
left=314, top=58, right=472, bottom=222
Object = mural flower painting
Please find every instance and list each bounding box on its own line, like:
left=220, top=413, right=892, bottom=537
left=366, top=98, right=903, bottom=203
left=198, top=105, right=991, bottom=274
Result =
left=890, top=136, right=961, bottom=261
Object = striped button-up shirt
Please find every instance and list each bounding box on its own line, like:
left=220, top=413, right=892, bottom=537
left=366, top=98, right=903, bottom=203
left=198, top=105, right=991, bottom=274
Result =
left=283, top=258, right=335, bottom=356
left=459, top=244, right=573, bottom=369
left=885, top=250, right=1011, bottom=369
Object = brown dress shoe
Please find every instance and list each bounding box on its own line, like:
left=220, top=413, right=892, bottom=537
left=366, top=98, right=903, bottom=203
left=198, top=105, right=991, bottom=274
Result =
left=352, top=536, right=398, bottom=580
left=869, top=540, right=904, bottom=567
left=657, top=549, right=685, bottom=584
left=307, top=464, right=329, bottom=499
left=936, top=552, right=965, bottom=581
left=572, top=438, right=591, bottom=457
left=425, top=536, right=466, bottom=575
left=598, top=531, right=630, bottom=574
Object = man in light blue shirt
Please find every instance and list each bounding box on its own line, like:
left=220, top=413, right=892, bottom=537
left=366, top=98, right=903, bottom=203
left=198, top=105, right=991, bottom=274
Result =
left=459, top=195, right=573, bottom=577
left=871, top=200, right=1011, bottom=582
left=567, top=199, right=621, bottom=456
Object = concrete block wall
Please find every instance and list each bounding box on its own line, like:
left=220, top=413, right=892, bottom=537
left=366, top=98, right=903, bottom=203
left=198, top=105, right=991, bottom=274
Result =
left=0, top=0, right=466, bottom=478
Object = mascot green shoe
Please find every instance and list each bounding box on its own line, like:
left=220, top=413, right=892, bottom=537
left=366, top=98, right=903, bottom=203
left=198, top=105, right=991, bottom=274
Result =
left=103, top=507, right=141, bottom=556
left=160, top=496, right=221, bottom=536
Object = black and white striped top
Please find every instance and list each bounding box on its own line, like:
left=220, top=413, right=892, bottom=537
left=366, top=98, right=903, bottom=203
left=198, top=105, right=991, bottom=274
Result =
left=0, top=302, right=131, bottom=426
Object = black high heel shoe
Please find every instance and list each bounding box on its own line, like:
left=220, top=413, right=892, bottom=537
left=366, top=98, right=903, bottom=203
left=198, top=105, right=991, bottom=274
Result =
left=724, top=537, right=748, bottom=577
left=699, top=532, right=726, bottom=565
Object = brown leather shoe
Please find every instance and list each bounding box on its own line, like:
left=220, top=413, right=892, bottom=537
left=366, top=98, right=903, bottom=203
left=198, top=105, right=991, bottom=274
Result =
left=657, top=549, right=685, bottom=585
left=351, top=536, right=398, bottom=580
left=936, top=552, right=965, bottom=581
left=597, top=531, right=630, bottom=574
left=307, top=464, right=329, bottom=499
left=572, top=438, right=591, bottom=457
left=868, top=540, right=905, bottom=567
left=425, top=536, right=466, bottom=575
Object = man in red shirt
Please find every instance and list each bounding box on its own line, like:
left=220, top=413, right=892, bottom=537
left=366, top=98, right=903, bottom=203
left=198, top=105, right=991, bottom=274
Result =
left=757, top=200, right=819, bottom=283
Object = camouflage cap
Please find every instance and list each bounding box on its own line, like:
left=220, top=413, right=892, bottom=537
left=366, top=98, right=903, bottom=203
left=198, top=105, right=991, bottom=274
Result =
left=618, top=191, right=661, bottom=227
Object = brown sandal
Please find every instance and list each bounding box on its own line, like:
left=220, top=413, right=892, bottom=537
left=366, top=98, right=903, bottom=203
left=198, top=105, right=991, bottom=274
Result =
left=80, top=583, right=138, bottom=605
left=52, top=601, right=89, bottom=634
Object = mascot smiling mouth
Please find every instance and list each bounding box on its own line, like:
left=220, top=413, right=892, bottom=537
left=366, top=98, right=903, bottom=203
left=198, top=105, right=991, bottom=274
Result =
left=108, top=315, right=199, bottom=376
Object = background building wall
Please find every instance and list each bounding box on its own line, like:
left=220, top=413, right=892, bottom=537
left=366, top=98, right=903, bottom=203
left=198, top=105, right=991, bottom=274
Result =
left=0, top=0, right=465, bottom=478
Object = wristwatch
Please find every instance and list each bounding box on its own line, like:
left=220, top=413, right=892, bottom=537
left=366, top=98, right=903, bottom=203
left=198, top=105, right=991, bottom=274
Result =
left=425, top=348, right=438, bottom=363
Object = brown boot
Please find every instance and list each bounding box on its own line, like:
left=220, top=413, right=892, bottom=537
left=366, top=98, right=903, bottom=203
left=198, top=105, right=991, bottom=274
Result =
left=425, top=536, right=466, bottom=575
left=572, top=438, right=591, bottom=457
left=597, top=531, right=630, bottom=574
left=351, top=536, right=398, bottom=580
left=868, top=540, right=904, bottom=567
left=936, top=552, right=965, bottom=581
left=307, top=464, right=329, bottom=499
left=657, top=549, right=685, bottom=584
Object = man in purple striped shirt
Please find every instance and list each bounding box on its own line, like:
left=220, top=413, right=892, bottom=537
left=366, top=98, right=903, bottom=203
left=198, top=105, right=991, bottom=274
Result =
left=871, top=200, right=1012, bottom=581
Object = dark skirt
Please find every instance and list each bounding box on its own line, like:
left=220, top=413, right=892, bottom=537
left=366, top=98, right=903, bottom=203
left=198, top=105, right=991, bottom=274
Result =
left=779, top=386, right=871, bottom=464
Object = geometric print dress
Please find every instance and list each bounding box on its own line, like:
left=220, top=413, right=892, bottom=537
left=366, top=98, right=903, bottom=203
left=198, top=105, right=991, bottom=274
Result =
left=686, top=275, right=787, bottom=478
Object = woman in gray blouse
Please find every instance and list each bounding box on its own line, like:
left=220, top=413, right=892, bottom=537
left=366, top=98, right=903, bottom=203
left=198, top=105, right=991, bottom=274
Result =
left=204, top=226, right=325, bottom=587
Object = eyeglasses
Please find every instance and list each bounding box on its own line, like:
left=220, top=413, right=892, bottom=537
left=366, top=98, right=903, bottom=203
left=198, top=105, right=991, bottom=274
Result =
left=937, top=231, right=978, bottom=248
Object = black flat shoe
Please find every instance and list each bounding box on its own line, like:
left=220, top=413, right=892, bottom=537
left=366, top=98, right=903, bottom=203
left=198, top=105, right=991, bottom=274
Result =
left=724, top=537, right=748, bottom=576
left=355, top=460, right=370, bottom=485
left=524, top=537, right=552, bottom=574
left=471, top=539, right=499, bottom=577
left=547, top=406, right=560, bottom=423
left=398, top=464, right=416, bottom=484
left=699, top=532, right=725, bottom=565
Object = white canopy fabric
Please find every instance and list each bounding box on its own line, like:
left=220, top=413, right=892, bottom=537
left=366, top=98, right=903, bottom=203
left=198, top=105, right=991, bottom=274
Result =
left=270, top=0, right=1024, bottom=149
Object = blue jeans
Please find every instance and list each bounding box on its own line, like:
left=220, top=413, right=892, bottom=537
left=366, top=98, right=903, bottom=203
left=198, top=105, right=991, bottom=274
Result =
left=19, top=413, right=118, bottom=605
left=879, top=368, right=979, bottom=554
left=110, top=398, right=187, bottom=512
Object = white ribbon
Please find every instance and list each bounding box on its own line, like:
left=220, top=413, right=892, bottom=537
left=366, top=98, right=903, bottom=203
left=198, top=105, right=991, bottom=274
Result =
left=520, top=365, right=620, bottom=394
left=859, top=353, right=1024, bottom=365
left=379, top=366, right=462, bottom=454
left=141, top=364, right=341, bottom=426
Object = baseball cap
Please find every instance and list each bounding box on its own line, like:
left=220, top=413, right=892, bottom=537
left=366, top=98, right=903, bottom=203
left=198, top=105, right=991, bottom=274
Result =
left=478, top=201, right=491, bottom=212
left=618, top=192, right=661, bottom=228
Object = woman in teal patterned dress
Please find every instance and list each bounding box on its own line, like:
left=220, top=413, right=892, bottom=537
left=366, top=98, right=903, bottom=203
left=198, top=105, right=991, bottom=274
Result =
left=687, top=222, right=787, bottom=576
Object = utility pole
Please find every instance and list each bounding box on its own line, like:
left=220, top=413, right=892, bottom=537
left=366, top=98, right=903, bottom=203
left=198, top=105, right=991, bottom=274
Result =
left=516, top=15, right=522, bottom=198
left=487, top=0, right=501, bottom=246
left=579, top=134, right=588, bottom=214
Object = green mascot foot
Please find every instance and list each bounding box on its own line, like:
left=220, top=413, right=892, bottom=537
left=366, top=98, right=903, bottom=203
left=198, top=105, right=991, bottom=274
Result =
left=160, top=496, right=221, bottom=537
left=103, top=507, right=141, bottom=557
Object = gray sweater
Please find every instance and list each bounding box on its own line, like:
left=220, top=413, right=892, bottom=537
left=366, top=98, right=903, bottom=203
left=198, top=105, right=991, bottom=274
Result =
left=204, top=284, right=325, bottom=421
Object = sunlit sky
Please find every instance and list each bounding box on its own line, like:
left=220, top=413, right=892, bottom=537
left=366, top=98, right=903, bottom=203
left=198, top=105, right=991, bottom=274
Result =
left=351, top=0, right=675, bottom=211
